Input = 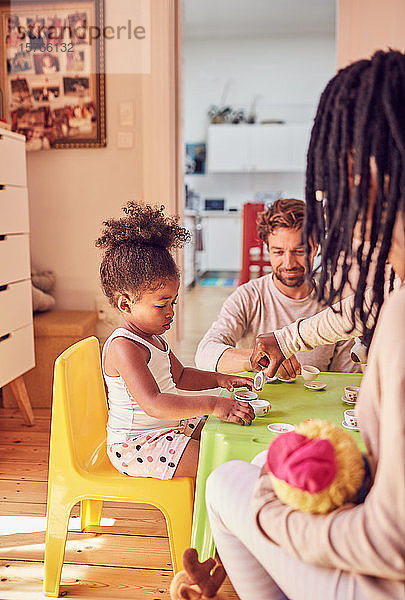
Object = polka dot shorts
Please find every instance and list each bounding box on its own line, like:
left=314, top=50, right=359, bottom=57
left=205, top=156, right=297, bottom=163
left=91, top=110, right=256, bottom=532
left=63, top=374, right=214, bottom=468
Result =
left=107, top=418, right=201, bottom=480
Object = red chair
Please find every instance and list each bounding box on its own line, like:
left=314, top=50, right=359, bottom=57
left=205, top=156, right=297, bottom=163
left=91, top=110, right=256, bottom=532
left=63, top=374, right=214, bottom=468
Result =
left=240, top=202, right=271, bottom=284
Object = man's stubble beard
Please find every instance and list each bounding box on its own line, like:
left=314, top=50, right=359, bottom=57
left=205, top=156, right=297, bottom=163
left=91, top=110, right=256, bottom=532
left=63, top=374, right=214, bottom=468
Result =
left=274, top=269, right=306, bottom=288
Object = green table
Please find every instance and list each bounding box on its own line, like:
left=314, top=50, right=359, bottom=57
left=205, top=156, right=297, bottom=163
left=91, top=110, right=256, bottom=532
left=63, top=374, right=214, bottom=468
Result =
left=191, top=371, right=363, bottom=561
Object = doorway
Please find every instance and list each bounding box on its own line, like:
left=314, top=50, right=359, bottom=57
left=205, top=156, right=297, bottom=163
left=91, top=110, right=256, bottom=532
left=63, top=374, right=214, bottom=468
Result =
left=178, top=0, right=336, bottom=361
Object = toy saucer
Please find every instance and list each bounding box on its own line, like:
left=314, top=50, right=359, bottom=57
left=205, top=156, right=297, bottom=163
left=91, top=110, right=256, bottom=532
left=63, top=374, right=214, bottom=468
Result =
left=341, top=395, right=356, bottom=405
left=277, top=376, right=296, bottom=383
left=304, top=381, right=327, bottom=390
left=342, top=420, right=359, bottom=431
left=267, top=422, right=295, bottom=434
left=234, top=390, right=258, bottom=402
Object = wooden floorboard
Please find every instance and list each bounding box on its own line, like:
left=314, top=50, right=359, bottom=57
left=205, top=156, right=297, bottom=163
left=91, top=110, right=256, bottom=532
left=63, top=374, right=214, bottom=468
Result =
left=0, top=408, right=52, bottom=419
left=0, top=430, right=51, bottom=446
left=0, top=503, right=169, bottom=537
left=0, top=560, right=238, bottom=600
left=0, top=445, right=49, bottom=463
left=0, top=560, right=173, bottom=599
left=0, top=462, right=49, bottom=481
left=0, top=286, right=240, bottom=599
left=0, top=531, right=172, bottom=569
left=0, top=417, right=51, bottom=432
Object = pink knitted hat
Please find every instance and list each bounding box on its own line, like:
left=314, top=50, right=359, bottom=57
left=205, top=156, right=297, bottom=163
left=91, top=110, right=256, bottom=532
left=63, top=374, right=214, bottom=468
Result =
left=266, top=432, right=337, bottom=493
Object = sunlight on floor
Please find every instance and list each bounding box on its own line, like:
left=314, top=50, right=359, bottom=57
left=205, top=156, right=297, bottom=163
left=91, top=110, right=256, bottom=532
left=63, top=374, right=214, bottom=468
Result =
left=0, top=515, right=115, bottom=535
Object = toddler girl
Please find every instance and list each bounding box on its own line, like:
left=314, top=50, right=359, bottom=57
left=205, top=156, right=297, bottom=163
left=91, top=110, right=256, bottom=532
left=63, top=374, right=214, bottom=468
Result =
left=96, top=203, right=254, bottom=480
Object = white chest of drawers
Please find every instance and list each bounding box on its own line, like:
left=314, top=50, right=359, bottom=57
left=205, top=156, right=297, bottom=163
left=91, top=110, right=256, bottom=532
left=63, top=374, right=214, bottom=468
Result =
left=0, top=130, right=35, bottom=389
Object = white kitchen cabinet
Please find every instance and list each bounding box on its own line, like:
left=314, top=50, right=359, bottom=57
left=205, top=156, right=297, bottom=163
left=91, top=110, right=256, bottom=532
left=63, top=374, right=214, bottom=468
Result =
left=199, top=213, right=242, bottom=272
left=250, top=126, right=290, bottom=171
left=206, top=125, right=250, bottom=172
left=207, top=124, right=311, bottom=173
left=289, top=124, right=312, bottom=171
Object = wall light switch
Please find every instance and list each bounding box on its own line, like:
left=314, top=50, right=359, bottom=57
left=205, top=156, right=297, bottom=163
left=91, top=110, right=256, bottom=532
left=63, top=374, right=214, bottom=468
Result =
left=117, top=131, right=134, bottom=149
left=119, top=101, right=134, bottom=126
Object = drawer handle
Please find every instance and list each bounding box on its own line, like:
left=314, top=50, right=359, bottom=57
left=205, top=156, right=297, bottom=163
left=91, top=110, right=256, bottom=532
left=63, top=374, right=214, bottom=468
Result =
left=0, top=333, right=11, bottom=343
left=0, top=284, right=8, bottom=292
left=0, top=235, right=6, bottom=241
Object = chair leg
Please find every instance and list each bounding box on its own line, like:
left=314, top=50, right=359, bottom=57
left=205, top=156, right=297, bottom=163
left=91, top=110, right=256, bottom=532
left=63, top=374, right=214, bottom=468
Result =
left=163, top=483, right=194, bottom=574
left=80, top=499, right=103, bottom=532
left=43, top=500, right=71, bottom=597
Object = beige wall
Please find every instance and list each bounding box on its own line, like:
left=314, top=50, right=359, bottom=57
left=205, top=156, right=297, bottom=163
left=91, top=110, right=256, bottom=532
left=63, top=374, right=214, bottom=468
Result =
left=337, top=0, right=405, bottom=68
left=27, top=0, right=182, bottom=342
left=28, top=72, right=142, bottom=311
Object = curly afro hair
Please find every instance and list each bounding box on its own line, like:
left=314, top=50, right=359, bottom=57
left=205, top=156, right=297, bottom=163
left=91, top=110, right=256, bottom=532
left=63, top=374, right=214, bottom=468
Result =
left=95, top=202, right=191, bottom=307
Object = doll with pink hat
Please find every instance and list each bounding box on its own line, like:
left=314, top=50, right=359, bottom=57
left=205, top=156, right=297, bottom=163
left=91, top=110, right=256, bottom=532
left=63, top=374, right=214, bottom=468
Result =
left=265, top=419, right=370, bottom=514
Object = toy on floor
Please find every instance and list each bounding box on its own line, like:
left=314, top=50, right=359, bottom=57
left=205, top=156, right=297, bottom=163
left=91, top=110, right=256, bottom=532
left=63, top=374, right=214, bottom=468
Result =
left=31, top=264, right=56, bottom=312
left=170, top=548, right=226, bottom=600
left=266, top=419, right=369, bottom=514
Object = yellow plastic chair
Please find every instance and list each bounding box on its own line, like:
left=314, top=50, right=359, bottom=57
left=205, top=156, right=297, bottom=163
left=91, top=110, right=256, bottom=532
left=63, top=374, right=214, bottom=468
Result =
left=43, top=336, right=195, bottom=597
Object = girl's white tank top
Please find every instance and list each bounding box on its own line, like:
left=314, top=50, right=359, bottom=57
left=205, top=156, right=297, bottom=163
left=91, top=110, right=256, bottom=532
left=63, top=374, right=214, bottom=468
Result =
left=102, top=327, right=180, bottom=444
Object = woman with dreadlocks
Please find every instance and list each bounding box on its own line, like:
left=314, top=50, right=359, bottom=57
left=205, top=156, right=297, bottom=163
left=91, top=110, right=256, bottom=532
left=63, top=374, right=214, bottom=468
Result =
left=204, top=50, right=405, bottom=600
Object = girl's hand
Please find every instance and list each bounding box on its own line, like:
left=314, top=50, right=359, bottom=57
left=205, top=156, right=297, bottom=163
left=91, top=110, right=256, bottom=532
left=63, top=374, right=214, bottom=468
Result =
left=216, top=373, right=253, bottom=392
left=213, top=397, right=255, bottom=426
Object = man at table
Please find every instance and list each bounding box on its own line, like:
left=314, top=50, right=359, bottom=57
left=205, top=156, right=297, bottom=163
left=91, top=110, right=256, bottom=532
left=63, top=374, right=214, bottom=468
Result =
left=195, top=198, right=360, bottom=375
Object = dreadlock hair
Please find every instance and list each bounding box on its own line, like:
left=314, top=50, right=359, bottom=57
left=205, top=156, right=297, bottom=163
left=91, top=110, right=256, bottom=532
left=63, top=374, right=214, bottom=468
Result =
left=305, top=49, right=405, bottom=348
left=257, top=198, right=305, bottom=244
left=95, top=202, right=191, bottom=307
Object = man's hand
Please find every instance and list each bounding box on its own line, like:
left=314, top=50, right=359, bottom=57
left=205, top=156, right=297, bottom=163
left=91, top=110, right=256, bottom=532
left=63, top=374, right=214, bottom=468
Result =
left=277, top=355, right=301, bottom=380
left=250, top=332, right=301, bottom=379
left=215, top=348, right=252, bottom=374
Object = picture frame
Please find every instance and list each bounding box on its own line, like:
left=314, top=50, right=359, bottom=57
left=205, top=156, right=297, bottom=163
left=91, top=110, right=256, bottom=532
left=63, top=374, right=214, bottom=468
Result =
left=0, top=0, right=106, bottom=150
left=185, top=142, right=206, bottom=175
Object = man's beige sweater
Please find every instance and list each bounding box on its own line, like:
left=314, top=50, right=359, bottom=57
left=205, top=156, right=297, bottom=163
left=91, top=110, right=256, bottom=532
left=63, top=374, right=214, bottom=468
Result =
left=195, top=275, right=359, bottom=374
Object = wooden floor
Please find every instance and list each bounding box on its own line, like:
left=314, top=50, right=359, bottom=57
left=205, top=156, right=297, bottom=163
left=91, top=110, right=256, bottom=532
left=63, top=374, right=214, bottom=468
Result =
left=175, top=283, right=233, bottom=365
left=0, top=285, right=239, bottom=599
